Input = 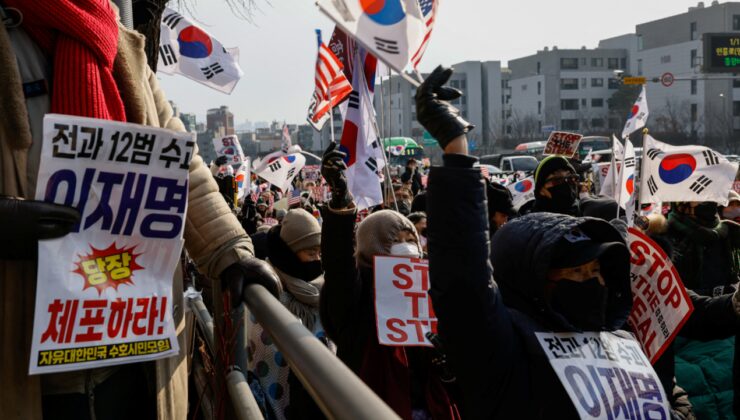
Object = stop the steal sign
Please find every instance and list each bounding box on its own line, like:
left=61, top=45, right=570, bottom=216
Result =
left=374, top=256, right=436, bottom=347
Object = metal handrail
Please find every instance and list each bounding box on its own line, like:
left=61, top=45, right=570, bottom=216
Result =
left=187, top=293, right=264, bottom=420
left=243, top=284, right=401, bottom=420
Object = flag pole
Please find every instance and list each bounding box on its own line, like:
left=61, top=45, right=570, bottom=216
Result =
left=360, top=57, right=398, bottom=213
left=328, top=89, right=336, bottom=144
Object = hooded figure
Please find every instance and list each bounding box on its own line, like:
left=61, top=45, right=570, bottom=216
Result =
left=532, top=155, right=580, bottom=216
left=428, top=155, right=633, bottom=419
left=319, top=144, right=461, bottom=420
left=246, top=209, right=328, bottom=420
left=417, top=65, right=633, bottom=419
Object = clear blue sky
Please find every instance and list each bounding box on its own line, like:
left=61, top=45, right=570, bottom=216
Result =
left=158, top=0, right=713, bottom=125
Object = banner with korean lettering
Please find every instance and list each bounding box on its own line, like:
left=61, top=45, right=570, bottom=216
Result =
left=374, top=256, right=435, bottom=347
left=627, top=228, right=693, bottom=364
left=29, top=114, right=193, bottom=374
left=536, top=331, right=670, bottom=419
left=543, top=131, right=583, bottom=158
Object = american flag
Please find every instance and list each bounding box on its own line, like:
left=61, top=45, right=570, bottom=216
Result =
left=308, top=30, right=352, bottom=129
left=281, top=124, right=292, bottom=153
left=410, top=0, right=437, bottom=69
left=288, top=188, right=302, bottom=207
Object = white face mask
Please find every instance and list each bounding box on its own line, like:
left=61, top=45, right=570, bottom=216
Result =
left=390, top=242, right=421, bottom=258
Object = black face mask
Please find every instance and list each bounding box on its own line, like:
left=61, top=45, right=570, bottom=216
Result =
left=550, top=278, right=608, bottom=331
left=694, top=203, right=719, bottom=226
left=300, top=260, right=323, bottom=281
left=544, top=183, right=578, bottom=213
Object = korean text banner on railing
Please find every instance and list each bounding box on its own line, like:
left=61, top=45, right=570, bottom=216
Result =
left=29, top=114, right=194, bottom=374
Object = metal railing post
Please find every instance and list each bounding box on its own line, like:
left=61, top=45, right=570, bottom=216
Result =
left=243, top=284, right=401, bottom=420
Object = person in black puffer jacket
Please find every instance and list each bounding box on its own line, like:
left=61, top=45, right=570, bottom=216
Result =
left=418, top=66, right=634, bottom=418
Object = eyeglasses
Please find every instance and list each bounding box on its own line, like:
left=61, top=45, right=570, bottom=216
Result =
left=544, top=175, right=579, bottom=188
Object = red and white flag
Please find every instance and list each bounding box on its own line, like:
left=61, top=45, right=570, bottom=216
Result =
left=281, top=124, right=292, bottom=153
left=339, top=47, right=385, bottom=210
left=307, top=30, right=352, bottom=131
left=410, top=0, right=437, bottom=69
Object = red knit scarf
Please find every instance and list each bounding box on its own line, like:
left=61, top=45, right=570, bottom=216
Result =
left=5, top=0, right=126, bottom=121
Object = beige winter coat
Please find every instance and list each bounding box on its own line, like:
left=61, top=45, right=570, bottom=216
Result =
left=0, top=17, right=253, bottom=420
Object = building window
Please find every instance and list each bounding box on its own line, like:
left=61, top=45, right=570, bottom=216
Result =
left=661, top=55, right=672, bottom=64
left=561, top=99, right=580, bottom=110
left=691, top=104, right=698, bottom=122
left=591, top=118, right=605, bottom=128
left=608, top=58, right=620, bottom=69
left=609, top=118, right=621, bottom=129
left=638, top=35, right=644, bottom=51
left=537, top=61, right=541, bottom=75
left=561, top=58, right=579, bottom=70
left=592, top=98, right=604, bottom=107
left=592, top=78, right=604, bottom=87
left=637, top=59, right=643, bottom=76
left=734, top=79, right=740, bottom=88
left=582, top=78, right=588, bottom=88
left=690, top=22, right=697, bottom=41
left=690, top=79, right=697, bottom=95
left=522, top=84, right=528, bottom=91
left=621, top=58, right=627, bottom=69
left=561, top=119, right=580, bottom=130
left=691, top=49, right=698, bottom=68
left=581, top=98, right=588, bottom=107
left=734, top=101, right=740, bottom=117
left=561, top=78, right=579, bottom=90
left=451, top=80, right=459, bottom=88
left=462, top=95, right=467, bottom=105
left=538, top=101, right=542, bottom=115
left=537, top=81, right=542, bottom=95
left=608, top=78, right=620, bottom=89
left=734, top=15, right=740, bottom=30
left=592, top=58, right=604, bottom=67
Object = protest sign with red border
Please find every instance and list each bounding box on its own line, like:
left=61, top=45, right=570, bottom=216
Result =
left=543, top=131, right=583, bottom=158
left=627, top=227, right=693, bottom=364
left=374, top=256, right=436, bottom=347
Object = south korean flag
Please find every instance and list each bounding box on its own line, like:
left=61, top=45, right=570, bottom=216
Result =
left=158, top=7, right=244, bottom=94
left=254, top=154, right=306, bottom=193
left=639, top=135, right=738, bottom=205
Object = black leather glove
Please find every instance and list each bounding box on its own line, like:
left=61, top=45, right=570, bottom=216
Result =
left=221, top=258, right=281, bottom=307
left=415, top=65, right=475, bottom=149
left=0, top=196, right=80, bottom=260
left=321, top=143, right=352, bottom=209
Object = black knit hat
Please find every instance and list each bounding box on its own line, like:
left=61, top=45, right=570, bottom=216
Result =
left=534, top=156, right=577, bottom=196
left=487, top=180, right=515, bottom=217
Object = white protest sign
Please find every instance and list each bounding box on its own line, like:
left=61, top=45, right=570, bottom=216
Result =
left=536, top=331, right=670, bottom=419
left=543, top=131, right=583, bottom=158
left=213, top=135, right=246, bottom=168
left=506, top=176, right=536, bottom=210
left=29, top=114, right=192, bottom=374
left=374, top=256, right=435, bottom=347
left=627, top=227, right=693, bottom=364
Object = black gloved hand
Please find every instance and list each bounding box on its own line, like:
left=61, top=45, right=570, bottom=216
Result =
left=321, top=142, right=352, bottom=209
left=221, top=258, right=281, bottom=308
left=415, top=65, right=475, bottom=150
left=0, top=196, right=81, bottom=260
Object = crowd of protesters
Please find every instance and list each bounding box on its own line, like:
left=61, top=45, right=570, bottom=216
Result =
left=3, top=1, right=740, bottom=420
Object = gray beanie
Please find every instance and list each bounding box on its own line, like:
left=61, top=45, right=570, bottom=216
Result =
left=356, top=210, right=420, bottom=268
left=280, top=209, right=321, bottom=253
